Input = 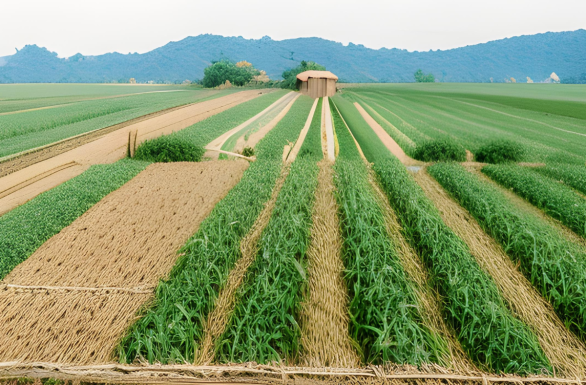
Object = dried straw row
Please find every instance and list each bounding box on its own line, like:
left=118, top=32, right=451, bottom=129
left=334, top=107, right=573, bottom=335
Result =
left=300, top=160, right=361, bottom=368
left=1, top=361, right=585, bottom=385
left=415, top=168, right=586, bottom=379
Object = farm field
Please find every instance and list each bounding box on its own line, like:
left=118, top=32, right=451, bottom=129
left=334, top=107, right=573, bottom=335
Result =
left=0, top=84, right=235, bottom=158
left=1, top=83, right=586, bottom=385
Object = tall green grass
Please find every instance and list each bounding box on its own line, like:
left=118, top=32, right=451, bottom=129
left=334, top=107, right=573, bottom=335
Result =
left=428, top=162, right=586, bottom=341
left=215, top=99, right=322, bottom=363
left=482, top=164, right=586, bottom=237
left=216, top=158, right=318, bottom=363
left=0, top=158, right=149, bottom=279
left=534, top=163, right=586, bottom=196
left=333, top=96, right=550, bottom=373
left=375, top=158, right=550, bottom=374
left=118, top=95, right=314, bottom=364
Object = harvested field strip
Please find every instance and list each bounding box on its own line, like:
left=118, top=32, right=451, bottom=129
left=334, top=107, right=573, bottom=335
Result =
left=286, top=98, right=319, bottom=163
left=336, top=97, right=551, bottom=374
left=0, top=161, right=248, bottom=364
left=0, top=159, right=148, bottom=280
left=428, top=163, right=586, bottom=342
left=5, top=161, right=249, bottom=288
left=196, top=166, right=290, bottom=365
left=415, top=168, right=586, bottom=378
left=534, top=163, right=586, bottom=196
left=299, top=160, right=359, bottom=368
left=216, top=157, right=319, bottom=364
left=119, top=95, right=314, bottom=364
left=482, top=164, right=586, bottom=238
left=0, top=288, right=150, bottom=364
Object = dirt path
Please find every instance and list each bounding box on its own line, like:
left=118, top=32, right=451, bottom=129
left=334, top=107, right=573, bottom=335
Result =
left=204, top=92, right=294, bottom=159
left=234, top=94, right=300, bottom=153
left=0, top=161, right=249, bottom=363
left=323, top=98, right=335, bottom=161
left=0, top=90, right=263, bottom=216
left=354, top=102, right=421, bottom=165
left=286, top=99, right=319, bottom=163
left=300, top=160, right=360, bottom=367
left=414, top=168, right=586, bottom=378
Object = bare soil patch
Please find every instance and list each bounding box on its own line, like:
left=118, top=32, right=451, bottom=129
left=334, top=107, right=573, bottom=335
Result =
left=300, top=160, right=360, bottom=368
left=0, top=161, right=248, bottom=363
left=414, top=168, right=586, bottom=378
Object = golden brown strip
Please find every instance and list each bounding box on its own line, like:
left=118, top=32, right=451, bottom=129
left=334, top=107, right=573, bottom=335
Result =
left=300, top=160, right=360, bottom=368
left=415, top=168, right=586, bottom=378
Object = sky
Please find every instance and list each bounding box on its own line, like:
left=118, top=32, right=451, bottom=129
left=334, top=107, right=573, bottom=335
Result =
left=1, top=0, right=585, bottom=58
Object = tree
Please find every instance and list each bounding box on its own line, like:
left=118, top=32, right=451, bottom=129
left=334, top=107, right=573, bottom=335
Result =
left=281, top=60, right=326, bottom=89
left=202, top=59, right=260, bottom=88
left=414, top=69, right=435, bottom=83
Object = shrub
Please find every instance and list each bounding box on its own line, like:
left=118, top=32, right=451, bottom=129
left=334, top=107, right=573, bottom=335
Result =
left=475, top=140, right=525, bottom=163
left=413, top=138, right=466, bottom=162
left=134, top=135, right=205, bottom=163
left=241, top=146, right=255, bottom=157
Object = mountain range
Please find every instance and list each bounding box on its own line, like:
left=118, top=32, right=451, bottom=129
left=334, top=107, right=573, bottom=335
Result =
left=0, top=30, right=585, bottom=83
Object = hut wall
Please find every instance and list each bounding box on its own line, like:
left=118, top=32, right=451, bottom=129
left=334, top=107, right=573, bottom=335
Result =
left=305, top=78, right=337, bottom=98
left=326, top=79, right=336, bottom=97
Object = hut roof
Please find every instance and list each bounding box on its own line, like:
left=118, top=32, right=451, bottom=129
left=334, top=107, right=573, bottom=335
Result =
left=296, top=70, right=338, bottom=82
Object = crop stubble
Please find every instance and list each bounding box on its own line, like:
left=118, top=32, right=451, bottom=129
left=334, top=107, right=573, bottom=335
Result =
left=300, top=160, right=360, bottom=368
left=0, top=161, right=249, bottom=363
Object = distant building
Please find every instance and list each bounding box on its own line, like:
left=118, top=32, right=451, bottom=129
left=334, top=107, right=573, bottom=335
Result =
left=129, top=78, right=136, bottom=84
left=296, top=70, right=338, bottom=98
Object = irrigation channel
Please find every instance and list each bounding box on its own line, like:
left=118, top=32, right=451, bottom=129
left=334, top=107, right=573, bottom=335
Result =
left=0, top=90, right=270, bottom=215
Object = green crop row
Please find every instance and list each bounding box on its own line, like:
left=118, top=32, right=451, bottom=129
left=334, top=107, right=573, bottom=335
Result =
left=534, top=163, right=586, bottom=196
left=332, top=98, right=450, bottom=365
left=482, top=164, right=586, bottom=238
left=215, top=98, right=322, bottom=363
left=428, top=162, right=586, bottom=341
left=334, top=97, right=550, bottom=374
left=0, top=158, right=149, bottom=279
left=216, top=158, right=319, bottom=363
left=375, top=158, right=550, bottom=374
left=118, top=95, right=314, bottom=364
left=296, top=98, right=323, bottom=159
left=0, top=90, right=223, bottom=158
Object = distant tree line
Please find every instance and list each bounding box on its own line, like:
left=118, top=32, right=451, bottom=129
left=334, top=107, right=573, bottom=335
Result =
left=561, top=73, right=586, bottom=84
left=201, top=59, right=261, bottom=88
left=414, top=69, right=435, bottom=83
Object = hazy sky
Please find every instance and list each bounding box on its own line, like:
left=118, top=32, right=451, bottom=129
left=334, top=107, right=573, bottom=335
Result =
left=2, top=0, right=585, bottom=58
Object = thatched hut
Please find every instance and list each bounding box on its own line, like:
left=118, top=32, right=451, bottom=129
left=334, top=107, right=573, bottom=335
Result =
left=296, top=71, right=338, bottom=98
